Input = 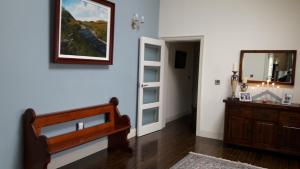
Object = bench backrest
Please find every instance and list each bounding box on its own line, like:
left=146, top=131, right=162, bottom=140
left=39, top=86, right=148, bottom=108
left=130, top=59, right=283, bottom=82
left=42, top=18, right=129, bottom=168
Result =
left=33, top=103, right=116, bottom=136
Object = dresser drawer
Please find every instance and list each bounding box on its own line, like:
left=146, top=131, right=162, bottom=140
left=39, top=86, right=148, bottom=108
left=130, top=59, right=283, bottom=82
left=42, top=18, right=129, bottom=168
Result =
left=279, top=112, right=300, bottom=128
left=228, top=106, right=252, bottom=118
left=253, top=109, right=279, bottom=122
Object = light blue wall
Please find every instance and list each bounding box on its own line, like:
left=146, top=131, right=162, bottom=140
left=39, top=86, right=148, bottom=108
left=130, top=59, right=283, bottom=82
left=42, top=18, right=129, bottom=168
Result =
left=0, top=0, right=160, bottom=168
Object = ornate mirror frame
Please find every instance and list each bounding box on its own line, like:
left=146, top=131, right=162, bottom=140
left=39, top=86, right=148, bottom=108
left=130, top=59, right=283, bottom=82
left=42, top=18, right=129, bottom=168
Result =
left=239, top=50, right=297, bottom=86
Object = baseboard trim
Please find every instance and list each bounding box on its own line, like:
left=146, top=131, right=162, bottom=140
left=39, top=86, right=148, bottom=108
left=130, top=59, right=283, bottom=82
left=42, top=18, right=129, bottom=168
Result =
left=198, top=130, right=223, bottom=140
left=128, top=128, right=136, bottom=139
left=166, top=112, right=191, bottom=123
left=48, top=128, right=136, bottom=169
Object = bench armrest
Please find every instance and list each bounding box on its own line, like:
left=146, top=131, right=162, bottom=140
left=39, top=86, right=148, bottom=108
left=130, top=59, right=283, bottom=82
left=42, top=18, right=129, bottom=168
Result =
left=23, top=109, right=51, bottom=169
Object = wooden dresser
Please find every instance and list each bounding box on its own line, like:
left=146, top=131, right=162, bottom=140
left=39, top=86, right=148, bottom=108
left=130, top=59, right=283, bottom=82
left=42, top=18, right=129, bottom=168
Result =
left=223, top=99, right=300, bottom=156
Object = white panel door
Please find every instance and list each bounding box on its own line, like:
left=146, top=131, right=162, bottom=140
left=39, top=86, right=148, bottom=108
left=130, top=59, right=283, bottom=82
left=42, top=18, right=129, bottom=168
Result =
left=137, top=37, right=165, bottom=137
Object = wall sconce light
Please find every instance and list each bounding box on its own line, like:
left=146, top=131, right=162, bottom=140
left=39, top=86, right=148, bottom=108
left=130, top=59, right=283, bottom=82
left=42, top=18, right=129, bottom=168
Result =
left=132, top=13, right=144, bottom=30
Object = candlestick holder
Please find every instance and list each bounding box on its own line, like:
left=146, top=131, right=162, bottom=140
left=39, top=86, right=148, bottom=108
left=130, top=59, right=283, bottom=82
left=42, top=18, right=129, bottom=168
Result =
left=231, top=71, right=239, bottom=99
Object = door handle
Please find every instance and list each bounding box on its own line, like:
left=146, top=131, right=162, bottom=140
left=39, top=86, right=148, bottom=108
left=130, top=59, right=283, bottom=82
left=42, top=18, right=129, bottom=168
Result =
left=141, top=84, right=149, bottom=88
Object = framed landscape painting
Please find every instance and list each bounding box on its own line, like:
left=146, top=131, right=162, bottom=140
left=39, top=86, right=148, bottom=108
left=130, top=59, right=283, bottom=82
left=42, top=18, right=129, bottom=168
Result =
left=54, top=0, right=115, bottom=65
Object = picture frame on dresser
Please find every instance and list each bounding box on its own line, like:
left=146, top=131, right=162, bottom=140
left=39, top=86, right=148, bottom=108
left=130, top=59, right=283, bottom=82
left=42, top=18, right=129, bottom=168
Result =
left=239, top=92, right=252, bottom=102
left=53, top=0, right=115, bottom=65
left=282, top=93, right=293, bottom=105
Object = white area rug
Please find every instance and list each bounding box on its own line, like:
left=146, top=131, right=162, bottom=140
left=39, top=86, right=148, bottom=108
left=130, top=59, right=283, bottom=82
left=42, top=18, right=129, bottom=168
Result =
left=170, top=152, right=266, bottom=169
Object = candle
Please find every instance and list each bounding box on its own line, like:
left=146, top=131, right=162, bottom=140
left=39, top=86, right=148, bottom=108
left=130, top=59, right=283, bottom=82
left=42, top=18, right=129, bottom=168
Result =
left=272, top=83, right=275, bottom=87
left=233, top=63, right=239, bottom=72
left=277, top=86, right=280, bottom=89
left=267, top=80, right=270, bottom=86
left=243, top=77, right=248, bottom=84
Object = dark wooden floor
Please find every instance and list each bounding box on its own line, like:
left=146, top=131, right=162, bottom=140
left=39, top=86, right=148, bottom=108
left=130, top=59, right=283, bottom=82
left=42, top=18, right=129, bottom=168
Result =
left=60, top=116, right=300, bottom=169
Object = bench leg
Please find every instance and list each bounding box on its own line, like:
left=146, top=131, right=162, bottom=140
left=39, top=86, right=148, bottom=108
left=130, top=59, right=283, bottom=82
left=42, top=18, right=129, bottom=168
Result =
left=25, top=160, right=50, bottom=169
left=24, top=135, right=51, bottom=169
left=24, top=143, right=51, bottom=169
left=108, top=129, right=132, bottom=153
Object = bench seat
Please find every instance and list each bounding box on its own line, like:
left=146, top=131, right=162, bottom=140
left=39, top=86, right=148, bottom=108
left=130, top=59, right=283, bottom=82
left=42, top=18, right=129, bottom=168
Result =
left=48, top=124, right=130, bottom=154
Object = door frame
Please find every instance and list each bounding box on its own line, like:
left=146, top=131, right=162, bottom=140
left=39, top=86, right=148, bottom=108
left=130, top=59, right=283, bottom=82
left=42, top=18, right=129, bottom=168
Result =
left=161, top=36, right=205, bottom=136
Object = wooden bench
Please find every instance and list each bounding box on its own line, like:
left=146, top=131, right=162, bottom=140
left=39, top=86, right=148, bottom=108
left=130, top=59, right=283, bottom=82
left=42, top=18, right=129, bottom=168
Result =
left=23, top=97, right=132, bottom=169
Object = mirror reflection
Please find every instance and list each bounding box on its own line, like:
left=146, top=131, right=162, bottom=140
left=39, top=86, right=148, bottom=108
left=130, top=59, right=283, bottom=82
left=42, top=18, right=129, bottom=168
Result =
left=242, top=51, right=296, bottom=84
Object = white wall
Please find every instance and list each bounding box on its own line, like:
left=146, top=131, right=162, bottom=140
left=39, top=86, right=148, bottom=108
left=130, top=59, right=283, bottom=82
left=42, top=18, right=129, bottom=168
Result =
left=159, top=0, right=300, bottom=140
left=164, top=42, right=199, bottom=122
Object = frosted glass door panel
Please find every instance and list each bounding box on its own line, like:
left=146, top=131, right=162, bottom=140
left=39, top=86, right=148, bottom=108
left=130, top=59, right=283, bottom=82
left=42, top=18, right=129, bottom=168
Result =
left=143, top=87, right=159, bottom=104
left=145, top=44, right=161, bottom=62
left=144, top=66, right=160, bottom=82
left=142, top=107, right=159, bottom=125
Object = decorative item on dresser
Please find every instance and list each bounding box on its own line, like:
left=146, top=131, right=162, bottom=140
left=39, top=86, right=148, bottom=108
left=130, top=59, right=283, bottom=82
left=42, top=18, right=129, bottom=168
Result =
left=282, top=93, right=293, bottom=105
left=231, top=63, right=239, bottom=99
left=223, top=99, right=300, bottom=156
left=23, top=97, right=132, bottom=169
left=240, top=77, right=248, bottom=92
left=239, top=92, right=252, bottom=102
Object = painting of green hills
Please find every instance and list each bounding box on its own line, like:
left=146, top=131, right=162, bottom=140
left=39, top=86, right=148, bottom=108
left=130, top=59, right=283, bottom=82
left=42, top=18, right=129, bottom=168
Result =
left=60, top=0, right=109, bottom=58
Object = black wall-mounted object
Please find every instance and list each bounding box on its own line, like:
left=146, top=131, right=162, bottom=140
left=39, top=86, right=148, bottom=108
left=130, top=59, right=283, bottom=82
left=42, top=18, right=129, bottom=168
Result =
left=175, top=50, right=187, bottom=69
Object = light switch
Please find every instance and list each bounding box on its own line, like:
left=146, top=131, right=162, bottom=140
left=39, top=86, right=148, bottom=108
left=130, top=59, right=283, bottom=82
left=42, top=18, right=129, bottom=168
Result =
left=215, top=80, right=220, bottom=85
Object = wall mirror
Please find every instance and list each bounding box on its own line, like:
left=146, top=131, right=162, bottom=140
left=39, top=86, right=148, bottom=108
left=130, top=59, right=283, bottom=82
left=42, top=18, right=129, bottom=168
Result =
left=240, top=50, right=297, bottom=85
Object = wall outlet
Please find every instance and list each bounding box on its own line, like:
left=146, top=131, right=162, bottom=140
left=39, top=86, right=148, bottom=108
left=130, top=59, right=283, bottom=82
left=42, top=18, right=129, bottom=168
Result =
left=215, top=80, right=221, bottom=85
left=76, top=122, right=84, bottom=131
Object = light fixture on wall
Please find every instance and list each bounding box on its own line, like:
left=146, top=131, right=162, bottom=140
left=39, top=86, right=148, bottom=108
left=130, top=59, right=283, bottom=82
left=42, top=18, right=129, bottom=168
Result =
left=132, top=13, right=144, bottom=30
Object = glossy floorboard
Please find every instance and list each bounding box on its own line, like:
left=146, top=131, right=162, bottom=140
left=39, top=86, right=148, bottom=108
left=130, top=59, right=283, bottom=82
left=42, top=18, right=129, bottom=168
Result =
left=60, top=116, right=300, bottom=169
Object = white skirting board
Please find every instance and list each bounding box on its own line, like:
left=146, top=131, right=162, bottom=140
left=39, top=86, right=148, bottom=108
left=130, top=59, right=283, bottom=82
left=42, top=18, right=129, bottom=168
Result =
left=166, top=112, right=191, bottom=123
left=48, top=128, right=136, bottom=169
left=198, top=130, right=223, bottom=141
